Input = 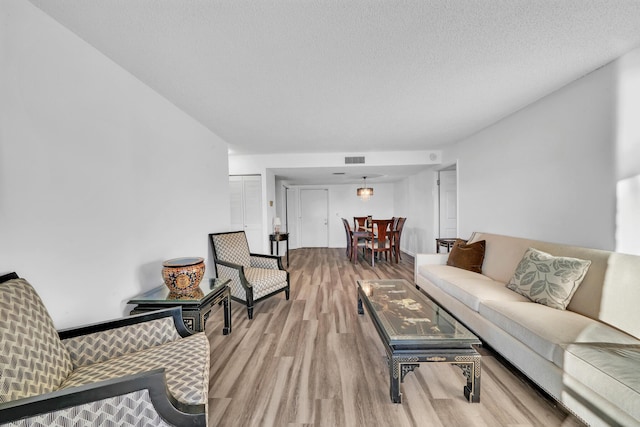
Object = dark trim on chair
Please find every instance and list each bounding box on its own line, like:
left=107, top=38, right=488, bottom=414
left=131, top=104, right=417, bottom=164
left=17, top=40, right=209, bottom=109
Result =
left=0, top=369, right=206, bottom=426
left=59, top=307, right=193, bottom=339
left=0, top=271, right=19, bottom=283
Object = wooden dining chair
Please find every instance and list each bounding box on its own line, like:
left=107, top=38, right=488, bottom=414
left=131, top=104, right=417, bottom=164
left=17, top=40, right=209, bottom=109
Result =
left=353, top=216, right=368, bottom=231
left=343, top=218, right=367, bottom=263
left=365, top=219, right=394, bottom=266
left=393, top=217, right=407, bottom=262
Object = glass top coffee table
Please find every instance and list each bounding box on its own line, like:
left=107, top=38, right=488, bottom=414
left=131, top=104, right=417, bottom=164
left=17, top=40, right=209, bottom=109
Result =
left=357, top=279, right=481, bottom=403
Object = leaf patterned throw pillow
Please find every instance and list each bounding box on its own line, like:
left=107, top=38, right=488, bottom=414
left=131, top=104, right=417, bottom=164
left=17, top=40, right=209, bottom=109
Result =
left=507, top=248, right=591, bottom=310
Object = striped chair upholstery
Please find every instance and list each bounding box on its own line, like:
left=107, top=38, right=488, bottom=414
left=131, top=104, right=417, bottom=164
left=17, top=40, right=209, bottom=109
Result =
left=0, top=275, right=209, bottom=426
left=0, top=278, right=73, bottom=402
left=210, top=231, right=290, bottom=319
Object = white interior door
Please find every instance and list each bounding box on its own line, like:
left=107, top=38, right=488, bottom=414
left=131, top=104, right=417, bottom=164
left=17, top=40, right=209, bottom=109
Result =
left=229, top=175, right=263, bottom=252
left=300, top=189, right=328, bottom=247
left=439, top=170, right=458, bottom=238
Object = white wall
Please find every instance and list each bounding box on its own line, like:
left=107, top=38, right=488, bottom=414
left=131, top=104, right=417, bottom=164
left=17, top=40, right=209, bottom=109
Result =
left=0, top=0, right=230, bottom=328
left=615, top=47, right=640, bottom=255
left=444, top=61, right=617, bottom=250
left=393, top=168, right=439, bottom=255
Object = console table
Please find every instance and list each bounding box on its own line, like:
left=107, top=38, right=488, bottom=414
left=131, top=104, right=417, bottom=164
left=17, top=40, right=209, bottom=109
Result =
left=128, top=278, right=231, bottom=334
left=269, top=232, right=289, bottom=266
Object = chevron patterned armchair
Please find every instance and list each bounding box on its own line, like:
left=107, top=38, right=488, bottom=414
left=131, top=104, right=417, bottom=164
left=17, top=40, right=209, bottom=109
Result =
left=0, top=273, right=209, bottom=426
left=209, top=231, right=290, bottom=319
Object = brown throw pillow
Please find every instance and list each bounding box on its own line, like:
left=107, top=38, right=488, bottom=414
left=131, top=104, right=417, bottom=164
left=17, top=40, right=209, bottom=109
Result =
left=446, top=239, right=486, bottom=273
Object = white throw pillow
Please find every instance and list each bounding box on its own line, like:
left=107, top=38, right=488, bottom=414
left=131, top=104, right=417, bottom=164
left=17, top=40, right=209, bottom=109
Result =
left=507, top=248, right=591, bottom=310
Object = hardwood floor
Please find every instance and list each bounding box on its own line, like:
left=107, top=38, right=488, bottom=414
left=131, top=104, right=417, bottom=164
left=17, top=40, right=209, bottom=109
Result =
left=205, top=248, right=585, bottom=427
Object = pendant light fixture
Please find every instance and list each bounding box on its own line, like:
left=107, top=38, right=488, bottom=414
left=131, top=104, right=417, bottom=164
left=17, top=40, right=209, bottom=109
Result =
left=357, top=176, right=374, bottom=201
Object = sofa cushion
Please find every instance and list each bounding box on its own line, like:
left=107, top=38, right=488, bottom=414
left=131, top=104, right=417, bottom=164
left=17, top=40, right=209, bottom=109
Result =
left=418, top=264, right=492, bottom=289
left=507, top=248, right=591, bottom=310
left=563, top=343, right=640, bottom=421
left=418, top=265, right=529, bottom=312
left=479, top=300, right=639, bottom=367
left=446, top=239, right=486, bottom=273
left=0, top=278, right=73, bottom=402
left=467, top=232, right=612, bottom=321
left=60, top=333, right=209, bottom=406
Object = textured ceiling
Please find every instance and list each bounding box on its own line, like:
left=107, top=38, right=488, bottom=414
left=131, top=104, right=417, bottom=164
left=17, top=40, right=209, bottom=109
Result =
left=28, top=0, right=640, bottom=157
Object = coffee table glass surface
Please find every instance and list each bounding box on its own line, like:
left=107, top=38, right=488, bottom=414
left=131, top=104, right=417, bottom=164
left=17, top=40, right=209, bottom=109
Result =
left=129, top=278, right=229, bottom=306
left=358, top=279, right=479, bottom=348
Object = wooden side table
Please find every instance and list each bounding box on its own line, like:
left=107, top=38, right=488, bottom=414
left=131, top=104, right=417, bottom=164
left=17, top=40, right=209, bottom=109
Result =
left=269, top=232, right=289, bottom=266
left=128, top=278, right=231, bottom=334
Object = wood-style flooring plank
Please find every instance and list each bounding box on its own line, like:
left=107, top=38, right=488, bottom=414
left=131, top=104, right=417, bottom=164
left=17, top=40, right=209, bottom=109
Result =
left=205, top=248, right=585, bottom=427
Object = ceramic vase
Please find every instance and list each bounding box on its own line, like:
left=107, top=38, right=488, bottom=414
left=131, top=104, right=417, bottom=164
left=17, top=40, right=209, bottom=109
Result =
left=162, top=257, right=205, bottom=294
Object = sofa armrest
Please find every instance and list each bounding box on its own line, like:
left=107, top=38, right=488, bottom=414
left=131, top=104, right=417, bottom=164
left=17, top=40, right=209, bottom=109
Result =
left=59, top=308, right=192, bottom=368
left=0, top=369, right=206, bottom=427
left=250, top=253, right=284, bottom=270
left=414, top=253, right=449, bottom=283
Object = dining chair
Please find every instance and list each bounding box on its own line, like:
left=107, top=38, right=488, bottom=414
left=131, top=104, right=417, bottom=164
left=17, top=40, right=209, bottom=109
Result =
left=342, top=218, right=353, bottom=259
left=365, top=219, right=394, bottom=266
left=393, top=217, right=407, bottom=262
left=353, top=216, right=368, bottom=231
left=343, top=218, right=367, bottom=263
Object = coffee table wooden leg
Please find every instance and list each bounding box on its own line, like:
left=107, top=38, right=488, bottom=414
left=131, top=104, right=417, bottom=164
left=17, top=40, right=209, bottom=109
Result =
left=357, top=294, right=364, bottom=315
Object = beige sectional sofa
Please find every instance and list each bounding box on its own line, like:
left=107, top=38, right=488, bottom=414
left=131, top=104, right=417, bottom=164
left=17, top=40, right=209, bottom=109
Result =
left=414, top=232, right=640, bottom=427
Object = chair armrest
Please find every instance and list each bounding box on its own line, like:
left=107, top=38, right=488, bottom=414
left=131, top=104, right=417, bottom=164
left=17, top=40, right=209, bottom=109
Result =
left=214, top=259, right=251, bottom=290
left=249, top=253, right=284, bottom=270
left=0, top=369, right=205, bottom=427
left=59, top=307, right=191, bottom=340
left=59, top=308, right=193, bottom=368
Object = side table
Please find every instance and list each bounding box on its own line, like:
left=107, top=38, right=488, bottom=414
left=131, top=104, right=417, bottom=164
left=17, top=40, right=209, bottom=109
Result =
left=269, top=232, right=289, bottom=266
left=436, top=238, right=457, bottom=253
left=128, top=278, right=231, bottom=334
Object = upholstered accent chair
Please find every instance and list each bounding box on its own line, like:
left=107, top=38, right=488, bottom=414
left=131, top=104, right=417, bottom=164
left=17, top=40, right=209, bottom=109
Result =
left=0, top=273, right=209, bottom=426
left=209, top=231, right=290, bottom=319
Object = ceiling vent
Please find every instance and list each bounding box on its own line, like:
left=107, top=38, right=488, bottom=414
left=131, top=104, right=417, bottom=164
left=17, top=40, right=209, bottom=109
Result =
left=345, top=156, right=365, bottom=164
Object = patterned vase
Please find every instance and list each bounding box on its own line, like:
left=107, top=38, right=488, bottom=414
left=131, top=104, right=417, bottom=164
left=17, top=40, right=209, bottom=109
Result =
left=162, top=257, right=205, bottom=294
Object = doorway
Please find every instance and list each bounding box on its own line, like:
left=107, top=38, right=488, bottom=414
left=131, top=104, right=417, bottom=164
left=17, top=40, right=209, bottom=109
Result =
left=229, top=175, right=263, bottom=252
left=438, top=167, right=458, bottom=238
left=300, top=189, right=329, bottom=247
